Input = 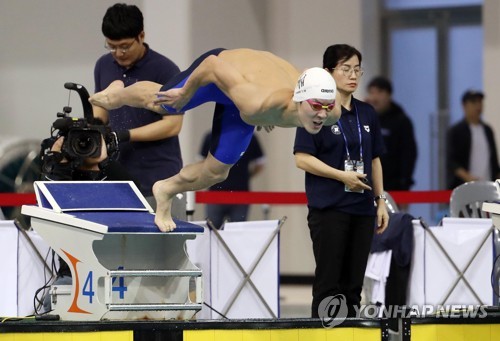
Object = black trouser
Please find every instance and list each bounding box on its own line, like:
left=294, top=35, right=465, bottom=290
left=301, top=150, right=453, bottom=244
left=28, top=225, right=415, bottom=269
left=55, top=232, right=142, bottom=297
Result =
left=308, top=207, right=375, bottom=318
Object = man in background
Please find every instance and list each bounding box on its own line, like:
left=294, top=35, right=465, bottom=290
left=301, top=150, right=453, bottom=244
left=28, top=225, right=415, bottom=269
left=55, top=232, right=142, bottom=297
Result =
left=93, top=3, right=185, bottom=218
left=446, top=90, right=500, bottom=189
left=199, top=132, right=265, bottom=229
left=366, top=76, right=418, bottom=193
left=366, top=76, right=416, bottom=330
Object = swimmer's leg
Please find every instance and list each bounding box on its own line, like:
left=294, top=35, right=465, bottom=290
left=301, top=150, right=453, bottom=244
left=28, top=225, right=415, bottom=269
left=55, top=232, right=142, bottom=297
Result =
left=153, top=153, right=232, bottom=232
left=90, top=49, right=228, bottom=114
left=90, top=80, right=167, bottom=114
left=153, top=103, right=253, bottom=232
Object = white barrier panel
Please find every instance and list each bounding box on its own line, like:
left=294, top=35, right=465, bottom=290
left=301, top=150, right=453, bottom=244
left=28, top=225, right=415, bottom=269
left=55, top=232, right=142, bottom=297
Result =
left=408, top=218, right=493, bottom=306
left=186, top=220, right=280, bottom=319
left=0, top=220, right=53, bottom=317
left=0, top=221, right=18, bottom=316
left=407, top=220, right=425, bottom=306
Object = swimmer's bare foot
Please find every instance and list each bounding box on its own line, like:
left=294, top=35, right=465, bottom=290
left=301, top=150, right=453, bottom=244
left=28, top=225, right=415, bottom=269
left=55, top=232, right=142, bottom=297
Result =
left=89, top=80, right=125, bottom=110
left=152, top=179, right=176, bottom=232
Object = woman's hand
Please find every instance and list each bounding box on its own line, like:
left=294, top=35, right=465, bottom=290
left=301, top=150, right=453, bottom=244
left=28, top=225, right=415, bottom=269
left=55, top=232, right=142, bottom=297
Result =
left=342, top=171, right=372, bottom=192
left=375, top=201, right=389, bottom=234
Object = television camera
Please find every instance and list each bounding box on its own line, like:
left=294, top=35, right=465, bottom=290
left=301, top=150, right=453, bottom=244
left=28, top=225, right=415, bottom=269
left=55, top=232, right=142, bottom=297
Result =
left=43, top=82, right=119, bottom=169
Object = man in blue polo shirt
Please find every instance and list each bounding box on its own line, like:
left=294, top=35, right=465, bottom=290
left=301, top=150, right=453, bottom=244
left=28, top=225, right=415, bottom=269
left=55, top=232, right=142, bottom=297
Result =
left=93, top=3, right=185, bottom=218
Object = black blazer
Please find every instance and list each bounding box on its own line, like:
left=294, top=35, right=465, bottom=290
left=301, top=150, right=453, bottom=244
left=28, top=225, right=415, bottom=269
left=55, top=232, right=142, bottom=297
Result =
left=446, top=119, right=500, bottom=189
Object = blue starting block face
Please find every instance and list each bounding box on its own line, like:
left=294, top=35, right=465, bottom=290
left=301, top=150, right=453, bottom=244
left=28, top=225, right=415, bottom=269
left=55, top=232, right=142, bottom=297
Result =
left=72, top=212, right=203, bottom=233
left=32, top=181, right=203, bottom=234
left=35, top=181, right=151, bottom=213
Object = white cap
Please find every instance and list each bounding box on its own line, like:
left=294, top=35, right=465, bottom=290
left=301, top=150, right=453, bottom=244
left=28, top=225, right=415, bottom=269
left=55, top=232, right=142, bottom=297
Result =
left=293, top=67, right=336, bottom=102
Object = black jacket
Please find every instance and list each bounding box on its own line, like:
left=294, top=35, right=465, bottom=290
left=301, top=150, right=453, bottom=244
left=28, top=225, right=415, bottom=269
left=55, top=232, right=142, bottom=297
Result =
left=371, top=212, right=414, bottom=267
left=378, top=102, right=418, bottom=190
left=446, top=119, right=500, bottom=189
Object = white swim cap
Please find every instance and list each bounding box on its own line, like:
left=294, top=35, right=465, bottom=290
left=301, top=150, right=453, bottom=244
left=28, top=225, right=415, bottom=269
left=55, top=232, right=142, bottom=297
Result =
left=293, top=67, right=336, bottom=102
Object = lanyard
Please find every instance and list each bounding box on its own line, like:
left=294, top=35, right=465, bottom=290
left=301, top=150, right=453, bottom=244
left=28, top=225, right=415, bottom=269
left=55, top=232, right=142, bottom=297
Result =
left=337, top=102, right=363, bottom=162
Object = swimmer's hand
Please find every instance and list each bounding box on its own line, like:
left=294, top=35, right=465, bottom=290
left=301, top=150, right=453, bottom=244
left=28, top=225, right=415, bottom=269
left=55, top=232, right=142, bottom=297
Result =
left=154, top=88, right=192, bottom=111
left=257, top=125, right=274, bottom=133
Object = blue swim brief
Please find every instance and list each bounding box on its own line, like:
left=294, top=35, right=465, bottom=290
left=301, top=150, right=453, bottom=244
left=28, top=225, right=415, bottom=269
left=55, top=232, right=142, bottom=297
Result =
left=159, top=48, right=254, bottom=165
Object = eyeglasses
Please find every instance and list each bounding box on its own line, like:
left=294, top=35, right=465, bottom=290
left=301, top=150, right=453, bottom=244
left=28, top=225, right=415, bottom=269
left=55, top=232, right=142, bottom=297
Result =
left=306, top=99, right=335, bottom=112
left=104, top=39, right=137, bottom=54
left=333, top=66, right=364, bottom=77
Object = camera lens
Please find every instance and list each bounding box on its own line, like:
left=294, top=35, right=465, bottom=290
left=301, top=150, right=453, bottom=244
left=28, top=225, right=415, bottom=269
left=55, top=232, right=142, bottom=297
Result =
left=71, top=135, right=98, bottom=156
left=66, top=129, right=101, bottom=158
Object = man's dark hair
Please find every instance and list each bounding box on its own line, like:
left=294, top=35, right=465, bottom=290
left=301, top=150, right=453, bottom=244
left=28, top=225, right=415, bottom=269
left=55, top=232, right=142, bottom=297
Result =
left=461, top=89, right=484, bottom=104
left=368, top=76, right=393, bottom=94
left=323, top=44, right=362, bottom=70
left=102, top=3, right=144, bottom=40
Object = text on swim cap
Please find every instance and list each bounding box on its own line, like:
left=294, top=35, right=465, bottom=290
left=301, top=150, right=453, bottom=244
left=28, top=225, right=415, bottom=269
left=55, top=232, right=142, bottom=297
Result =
left=297, top=74, right=306, bottom=89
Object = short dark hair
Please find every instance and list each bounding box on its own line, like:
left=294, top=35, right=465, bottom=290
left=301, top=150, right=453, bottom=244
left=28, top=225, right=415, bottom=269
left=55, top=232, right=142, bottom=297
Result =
left=461, top=89, right=484, bottom=104
left=367, top=76, right=393, bottom=94
left=323, top=44, right=362, bottom=70
left=102, top=3, right=144, bottom=40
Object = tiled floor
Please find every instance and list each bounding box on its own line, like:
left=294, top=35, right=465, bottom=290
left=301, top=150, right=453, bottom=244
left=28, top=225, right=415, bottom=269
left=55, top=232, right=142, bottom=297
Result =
left=279, top=284, right=312, bottom=318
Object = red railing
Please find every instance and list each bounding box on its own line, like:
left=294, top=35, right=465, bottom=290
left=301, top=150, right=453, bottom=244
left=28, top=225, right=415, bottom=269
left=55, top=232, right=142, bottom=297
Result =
left=0, top=190, right=452, bottom=207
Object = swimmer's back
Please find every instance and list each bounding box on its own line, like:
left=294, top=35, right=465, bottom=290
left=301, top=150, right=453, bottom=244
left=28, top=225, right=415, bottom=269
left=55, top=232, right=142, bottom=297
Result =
left=219, top=48, right=300, bottom=88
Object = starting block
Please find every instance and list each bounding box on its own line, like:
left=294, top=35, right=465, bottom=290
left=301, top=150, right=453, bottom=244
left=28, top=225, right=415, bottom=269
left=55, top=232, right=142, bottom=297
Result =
left=21, top=181, right=204, bottom=321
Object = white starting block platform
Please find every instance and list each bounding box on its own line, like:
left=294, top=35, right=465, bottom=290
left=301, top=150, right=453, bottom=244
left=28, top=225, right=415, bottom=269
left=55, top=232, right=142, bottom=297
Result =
left=21, top=181, right=204, bottom=321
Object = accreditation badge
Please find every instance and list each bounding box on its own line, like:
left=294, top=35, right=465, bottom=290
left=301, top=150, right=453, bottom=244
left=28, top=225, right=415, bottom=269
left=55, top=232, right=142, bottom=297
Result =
left=344, top=159, right=364, bottom=193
